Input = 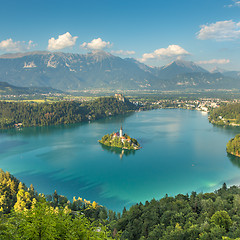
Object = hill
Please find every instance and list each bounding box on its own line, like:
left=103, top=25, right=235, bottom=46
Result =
left=2, top=168, right=240, bottom=239
left=0, top=81, right=62, bottom=95
left=226, top=134, right=240, bottom=157
left=114, top=183, right=239, bottom=240
left=0, top=95, right=137, bottom=129
left=0, top=51, right=238, bottom=91
left=208, top=103, right=240, bottom=126
left=0, top=169, right=113, bottom=239
left=223, top=71, right=240, bottom=79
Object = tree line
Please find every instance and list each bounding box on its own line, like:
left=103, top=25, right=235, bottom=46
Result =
left=227, top=134, right=240, bottom=157
left=0, top=169, right=116, bottom=239
left=113, top=183, right=240, bottom=240
left=0, top=96, right=137, bottom=129
left=209, top=103, right=240, bottom=125
left=2, top=168, right=240, bottom=239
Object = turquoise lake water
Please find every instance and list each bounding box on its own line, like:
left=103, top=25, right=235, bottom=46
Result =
left=1, top=109, right=240, bottom=212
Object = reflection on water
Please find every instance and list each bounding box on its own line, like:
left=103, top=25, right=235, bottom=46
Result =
left=0, top=112, right=135, bottom=138
left=212, top=124, right=240, bottom=134
left=228, top=153, right=240, bottom=168
left=0, top=124, right=82, bottom=137
left=100, top=143, right=136, bottom=159
left=2, top=109, right=240, bottom=212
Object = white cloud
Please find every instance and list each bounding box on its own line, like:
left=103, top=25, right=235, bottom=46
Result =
left=48, top=32, right=78, bottom=51
left=27, top=40, right=36, bottom=49
left=111, top=50, right=135, bottom=55
left=0, top=39, right=36, bottom=52
left=197, top=20, right=240, bottom=41
left=81, top=38, right=112, bottom=50
left=225, top=0, right=240, bottom=7
left=140, top=45, right=190, bottom=62
left=196, top=59, right=230, bottom=65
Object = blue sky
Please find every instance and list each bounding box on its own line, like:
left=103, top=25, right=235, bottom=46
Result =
left=0, top=0, right=240, bottom=70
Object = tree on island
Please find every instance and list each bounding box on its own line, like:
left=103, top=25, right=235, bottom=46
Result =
left=99, top=126, right=141, bottom=150
left=226, top=134, right=240, bottom=157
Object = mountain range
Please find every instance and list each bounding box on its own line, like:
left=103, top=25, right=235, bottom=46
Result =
left=0, top=50, right=239, bottom=91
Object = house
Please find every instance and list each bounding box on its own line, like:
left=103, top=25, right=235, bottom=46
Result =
left=113, top=126, right=123, bottom=138
left=14, top=123, right=23, bottom=128
left=113, top=132, right=120, bottom=137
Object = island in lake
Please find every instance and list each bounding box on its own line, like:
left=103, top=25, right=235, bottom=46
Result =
left=99, top=126, right=141, bottom=150
left=226, top=134, right=240, bottom=157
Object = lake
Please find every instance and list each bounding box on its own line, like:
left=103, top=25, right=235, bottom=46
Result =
left=1, top=109, right=240, bottom=212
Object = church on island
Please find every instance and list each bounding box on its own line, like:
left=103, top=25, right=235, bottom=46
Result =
left=99, top=126, right=141, bottom=150
left=113, top=126, right=131, bottom=144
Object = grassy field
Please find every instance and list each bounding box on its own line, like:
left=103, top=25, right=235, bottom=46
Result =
left=0, top=95, right=97, bottom=103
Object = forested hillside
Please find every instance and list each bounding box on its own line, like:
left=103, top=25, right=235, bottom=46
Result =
left=227, top=134, right=240, bottom=157
left=0, top=96, right=137, bottom=129
left=209, top=103, right=240, bottom=126
left=2, top=168, right=240, bottom=239
left=0, top=169, right=115, bottom=239
left=113, top=184, right=240, bottom=240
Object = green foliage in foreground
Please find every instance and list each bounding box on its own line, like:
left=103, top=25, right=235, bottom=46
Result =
left=227, top=134, right=240, bottom=157
left=3, top=168, right=240, bottom=239
left=209, top=103, right=240, bottom=125
left=0, top=169, right=114, bottom=239
left=0, top=199, right=112, bottom=240
left=112, top=184, right=240, bottom=240
left=0, top=96, right=137, bottom=129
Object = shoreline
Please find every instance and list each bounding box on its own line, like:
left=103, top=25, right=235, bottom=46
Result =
left=228, top=151, right=240, bottom=158
left=98, top=140, right=141, bottom=151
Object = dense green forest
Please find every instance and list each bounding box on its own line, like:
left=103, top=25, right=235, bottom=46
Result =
left=113, top=184, right=240, bottom=240
left=208, top=103, right=240, bottom=126
left=0, top=169, right=115, bottom=239
left=227, top=134, right=240, bottom=157
left=0, top=96, right=137, bottom=129
left=2, top=169, right=240, bottom=239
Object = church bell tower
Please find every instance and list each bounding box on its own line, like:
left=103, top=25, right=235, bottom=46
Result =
left=120, top=126, right=123, bottom=137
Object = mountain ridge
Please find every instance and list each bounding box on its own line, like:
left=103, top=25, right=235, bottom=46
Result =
left=0, top=81, right=63, bottom=95
left=0, top=51, right=238, bottom=91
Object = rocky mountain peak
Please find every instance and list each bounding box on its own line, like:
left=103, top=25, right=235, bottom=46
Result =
left=0, top=51, right=237, bottom=91
left=86, top=50, right=116, bottom=62
left=209, top=67, right=227, bottom=74
left=163, top=59, right=208, bottom=73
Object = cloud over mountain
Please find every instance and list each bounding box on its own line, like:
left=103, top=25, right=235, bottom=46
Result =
left=197, top=20, right=240, bottom=41
left=140, top=45, right=190, bottom=62
left=197, top=59, right=230, bottom=65
left=81, top=38, right=112, bottom=50
left=0, top=39, right=35, bottom=52
left=111, top=50, right=135, bottom=55
left=48, top=32, right=78, bottom=51
left=0, top=51, right=238, bottom=91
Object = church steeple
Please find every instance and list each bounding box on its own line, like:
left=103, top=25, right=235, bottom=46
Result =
left=120, top=125, right=123, bottom=137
